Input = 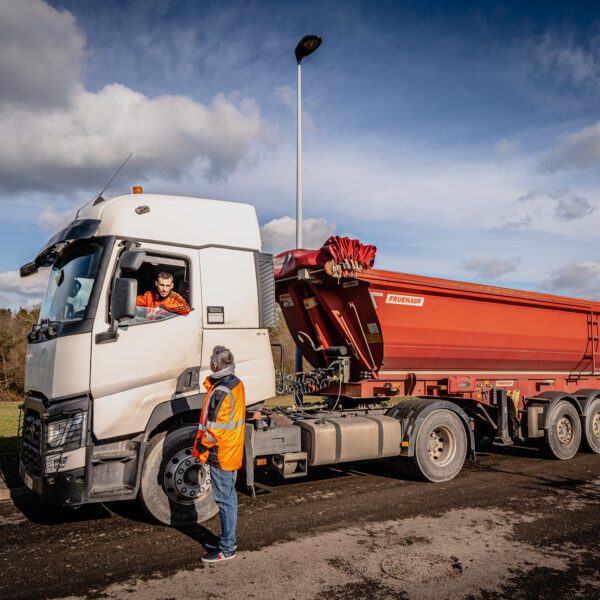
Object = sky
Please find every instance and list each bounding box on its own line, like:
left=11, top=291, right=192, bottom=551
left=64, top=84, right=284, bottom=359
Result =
left=3, top=0, right=600, bottom=308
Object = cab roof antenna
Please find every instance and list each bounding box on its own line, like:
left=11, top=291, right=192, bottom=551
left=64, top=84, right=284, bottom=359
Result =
left=92, top=153, right=133, bottom=206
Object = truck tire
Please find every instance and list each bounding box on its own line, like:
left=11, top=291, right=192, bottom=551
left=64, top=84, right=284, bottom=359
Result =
left=139, top=425, right=218, bottom=526
left=581, top=398, right=600, bottom=454
left=402, top=409, right=467, bottom=483
left=542, top=400, right=581, bottom=460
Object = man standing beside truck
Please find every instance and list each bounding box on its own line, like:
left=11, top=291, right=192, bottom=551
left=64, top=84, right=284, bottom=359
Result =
left=194, top=346, right=246, bottom=563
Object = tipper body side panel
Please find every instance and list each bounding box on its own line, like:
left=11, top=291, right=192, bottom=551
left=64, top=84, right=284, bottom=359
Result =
left=362, top=268, right=600, bottom=374
left=275, top=239, right=600, bottom=405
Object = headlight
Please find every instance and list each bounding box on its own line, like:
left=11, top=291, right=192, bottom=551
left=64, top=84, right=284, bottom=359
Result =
left=46, top=412, right=86, bottom=450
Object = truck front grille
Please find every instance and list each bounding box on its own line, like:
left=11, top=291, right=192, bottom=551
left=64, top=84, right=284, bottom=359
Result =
left=21, top=409, right=42, bottom=477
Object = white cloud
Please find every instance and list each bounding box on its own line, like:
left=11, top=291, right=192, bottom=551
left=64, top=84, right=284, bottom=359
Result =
left=539, top=120, right=600, bottom=172
left=498, top=214, right=532, bottom=231
left=499, top=188, right=596, bottom=229
left=495, top=138, right=519, bottom=157
left=260, top=216, right=336, bottom=253
left=0, top=0, right=272, bottom=195
left=0, top=270, right=48, bottom=295
left=546, top=261, right=600, bottom=299
left=0, top=0, right=83, bottom=108
left=0, top=269, right=49, bottom=309
left=274, top=86, right=295, bottom=113
left=38, top=207, right=75, bottom=231
left=554, top=194, right=596, bottom=221
left=274, top=85, right=315, bottom=131
left=0, top=85, right=270, bottom=192
left=534, top=32, right=600, bottom=88
left=460, top=256, right=521, bottom=279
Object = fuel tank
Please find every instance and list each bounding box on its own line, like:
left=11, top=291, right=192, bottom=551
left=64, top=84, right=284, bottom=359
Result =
left=297, top=415, right=401, bottom=466
left=275, top=240, right=600, bottom=378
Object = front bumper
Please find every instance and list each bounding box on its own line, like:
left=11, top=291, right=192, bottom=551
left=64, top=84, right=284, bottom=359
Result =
left=19, top=394, right=90, bottom=506
left=19, top=461, right=87, bottom=505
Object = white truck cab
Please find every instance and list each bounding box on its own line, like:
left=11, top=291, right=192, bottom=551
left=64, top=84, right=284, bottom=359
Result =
left=19, top=191, right=276, bottom=524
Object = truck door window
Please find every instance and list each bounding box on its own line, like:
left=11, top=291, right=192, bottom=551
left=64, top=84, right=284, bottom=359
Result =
left=120, top=254, right=190, bottom=325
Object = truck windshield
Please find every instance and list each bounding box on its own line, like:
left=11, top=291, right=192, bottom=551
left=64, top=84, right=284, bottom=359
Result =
left=39, top=241, right=104, bottom=323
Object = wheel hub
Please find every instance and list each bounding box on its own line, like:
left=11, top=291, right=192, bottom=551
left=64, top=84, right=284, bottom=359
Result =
left=556, top=415, right=574, bottom=445
left=163, top=447, right=211, bottom=505
left=427, top=426, right=455, bottom=465
left=592, top=412, right=600, bottom=441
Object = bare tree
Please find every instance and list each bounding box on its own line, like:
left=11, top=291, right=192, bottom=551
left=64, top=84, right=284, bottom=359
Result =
left=0, top=307, right=39, bottom=402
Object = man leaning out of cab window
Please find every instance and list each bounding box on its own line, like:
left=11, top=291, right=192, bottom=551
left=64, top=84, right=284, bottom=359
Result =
left=136, top=271, right=190, bottom=319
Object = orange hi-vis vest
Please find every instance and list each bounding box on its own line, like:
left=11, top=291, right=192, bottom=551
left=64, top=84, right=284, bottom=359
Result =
left=193, top=374, right=246, bottom=471
left=136, top=290, right=191, bottom=315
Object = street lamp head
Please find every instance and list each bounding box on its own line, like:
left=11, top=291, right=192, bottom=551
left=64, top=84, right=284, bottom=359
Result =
left=295, top=34, right=322, bottom=63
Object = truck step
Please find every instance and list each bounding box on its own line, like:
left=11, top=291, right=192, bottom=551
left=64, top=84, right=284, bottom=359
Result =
left=92, top=450, right=137, bottom=464
left=89, top=485, right=135, bottom=499
left=271, top=452, right=308, bottom=479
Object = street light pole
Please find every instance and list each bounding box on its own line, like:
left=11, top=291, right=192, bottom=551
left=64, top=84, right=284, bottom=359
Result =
left=294, top=34, right=322, bottom=405
left=296, top=59, right=303, bottom=249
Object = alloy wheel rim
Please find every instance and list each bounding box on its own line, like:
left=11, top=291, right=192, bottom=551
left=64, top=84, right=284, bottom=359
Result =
left=163, top=448, right=211, bottom=505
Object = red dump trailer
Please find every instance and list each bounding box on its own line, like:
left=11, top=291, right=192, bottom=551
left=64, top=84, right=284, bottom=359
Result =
left=267, top=237, right=600, bottom=483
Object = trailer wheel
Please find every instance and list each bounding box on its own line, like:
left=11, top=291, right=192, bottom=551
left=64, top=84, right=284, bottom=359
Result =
left=542, top=401, right=581, bottom=460
left=582, top=398, right=600, bottom=454
left=139, top=425, right=218, bottom=526
left=405, top=410, right=467, bottom=483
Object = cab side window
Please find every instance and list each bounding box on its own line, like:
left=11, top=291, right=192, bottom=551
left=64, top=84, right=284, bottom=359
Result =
left=121, top=254, right=191, bottom=325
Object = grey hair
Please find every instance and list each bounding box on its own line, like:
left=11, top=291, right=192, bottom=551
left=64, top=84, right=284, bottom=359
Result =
left=210, top=345, right=234, bottom=372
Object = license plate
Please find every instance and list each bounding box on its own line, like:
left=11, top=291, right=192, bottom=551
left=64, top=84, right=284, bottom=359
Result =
left=22, top=472, right=33, bottom=490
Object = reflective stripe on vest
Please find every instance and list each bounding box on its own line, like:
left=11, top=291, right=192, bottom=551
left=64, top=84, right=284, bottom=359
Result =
left=206, top=419, right=245, bottom=430
left=212, top=385, right=237, bottom=422
left=198, top=423, right=217, bottom=442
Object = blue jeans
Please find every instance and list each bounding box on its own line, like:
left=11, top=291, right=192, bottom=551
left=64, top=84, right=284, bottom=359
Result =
left=210, top=466, right=237, bottom=552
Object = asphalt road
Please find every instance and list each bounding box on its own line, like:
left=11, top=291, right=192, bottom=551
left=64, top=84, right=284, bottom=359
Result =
left=1, top=446, right=599, bottom=600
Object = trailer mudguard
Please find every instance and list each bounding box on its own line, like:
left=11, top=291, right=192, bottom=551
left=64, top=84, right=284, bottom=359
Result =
left=573, top=388, right=600, bottom=416
left=386, top=397, right=475, bottom=459
left=532, top=391, right=583, bottom=430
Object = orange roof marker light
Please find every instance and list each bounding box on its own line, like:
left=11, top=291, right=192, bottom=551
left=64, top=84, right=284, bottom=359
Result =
left=133, top=186, right=143, bottom=194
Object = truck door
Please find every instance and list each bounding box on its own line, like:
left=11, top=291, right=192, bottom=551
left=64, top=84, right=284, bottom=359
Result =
left=90, top=242, right=202, bottom=440
left=198, top=246, right=275, bottom=406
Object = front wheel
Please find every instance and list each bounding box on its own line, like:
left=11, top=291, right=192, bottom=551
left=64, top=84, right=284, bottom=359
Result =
left=396, top=410, right=467, bottom=483
left=139, top=425, right=218, bottom=526
left=542, top=401, right=581, bottom=460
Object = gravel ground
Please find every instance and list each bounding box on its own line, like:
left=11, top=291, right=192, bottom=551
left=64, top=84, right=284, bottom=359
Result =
left=1, top=447, right=599, bottom=599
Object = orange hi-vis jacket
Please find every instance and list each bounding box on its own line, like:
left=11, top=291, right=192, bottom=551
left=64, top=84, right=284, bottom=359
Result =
left=136, top=290, right=191, bottom=315
left=193, top=374, right=246, bottom=471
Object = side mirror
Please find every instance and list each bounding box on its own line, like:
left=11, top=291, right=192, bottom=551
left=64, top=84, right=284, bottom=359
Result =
left=111, top=277, right=137, bottom=321
left=119, top=250, right=146, bottom=273
left=20, top=261, right=38, bottom=277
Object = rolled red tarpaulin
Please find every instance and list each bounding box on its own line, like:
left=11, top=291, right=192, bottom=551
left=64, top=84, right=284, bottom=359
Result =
left=274, top=236, right=377, bottom=279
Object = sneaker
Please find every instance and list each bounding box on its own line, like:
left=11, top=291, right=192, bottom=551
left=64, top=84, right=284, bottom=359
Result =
left=201, top=550, right=236, bottom=563
left=204, top=540, right=237, bottom=551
